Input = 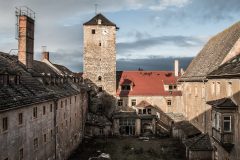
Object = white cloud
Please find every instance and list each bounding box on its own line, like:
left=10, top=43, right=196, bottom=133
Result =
left=149, top=0, right=191, bottom=11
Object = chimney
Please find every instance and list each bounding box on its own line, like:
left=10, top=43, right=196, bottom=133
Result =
left=174, top=60, right=179, bottom=77
left=16, top=7, right=35, bottom=69
left=41, top=46, right=50, bottom=61
left=180, top=68, right=184, bottom=75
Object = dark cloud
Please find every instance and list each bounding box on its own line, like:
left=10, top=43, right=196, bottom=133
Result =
left=117, top=35, right=204, bottom=54
left=117, top=57, right=193, bottom=71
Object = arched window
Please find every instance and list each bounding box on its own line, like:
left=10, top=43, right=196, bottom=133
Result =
left=98, top=76, right=102, bottom=81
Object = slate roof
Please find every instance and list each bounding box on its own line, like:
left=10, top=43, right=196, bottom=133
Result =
left=179, top=22, right=240, bottom=82
left=116, top=71, right=182, bottom=96
left=136, top=100, right=153, bottom=108
left=173, top=121, right=201, bottom=138
left=208, top=54, right=240, bottom=78
left=0, top=52, right=83, bottom=112
left=207, top=97, right=238, bottom=109
left=84, top=13, right=117, bottom=27
left=183, top=134, right=213, bottom=151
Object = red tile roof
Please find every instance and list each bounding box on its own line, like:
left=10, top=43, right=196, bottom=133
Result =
left=116, top=71, right=182, bottom=96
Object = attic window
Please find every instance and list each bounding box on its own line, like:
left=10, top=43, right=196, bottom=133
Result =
left=121, top=85, right=131, bottom=91
left=92, top=29, right=96, bottom=34
left=97, top=19, right=102, bottom=25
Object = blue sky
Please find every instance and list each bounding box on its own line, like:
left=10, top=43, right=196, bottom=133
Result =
left=0, top=0, right=240, bottom=71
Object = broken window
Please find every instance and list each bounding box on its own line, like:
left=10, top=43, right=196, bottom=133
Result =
left=118, top=99, right=123, bottom=106
left=138, top=109, right=142, bottom=114
left=143, top=109, right=146, bottom=114
left=2, top=117, right=8, bottom=131
left=33, top=138, right=38, bottom=150
left=33, top=107, right=37, bottom=118
left=147, top=108, right=151, bottom=114
left=167, top=100, right=172, bottom=106
left=43, top=106, right=46, bottom=115
left=131, top=99, right=136, bottom=106
left=121, top=85, right=131, bottom=91
left=19, top=148, right=23, bottom=160
left=223, top=116, right=231, bottom=132
left=18, top=113, right=23, bottom=125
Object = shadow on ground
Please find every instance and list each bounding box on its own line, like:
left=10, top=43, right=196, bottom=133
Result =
left=69, top=137, right=186, bottom=160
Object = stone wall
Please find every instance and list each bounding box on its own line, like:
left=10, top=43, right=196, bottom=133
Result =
left=0, top=92, right=88, bottom=160
left=83, top=25, right=116, bottom=96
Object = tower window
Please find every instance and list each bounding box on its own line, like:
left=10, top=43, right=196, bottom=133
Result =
left=92, top=29, right=95, bottom=34
left=98, top=76, right=102, bottom=81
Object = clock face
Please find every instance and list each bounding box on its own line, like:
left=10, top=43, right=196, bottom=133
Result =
left=102, top=29, right=108, bottom=35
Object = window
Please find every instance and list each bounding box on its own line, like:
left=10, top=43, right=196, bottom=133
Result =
left=143, top=109, right=146, bottom=114
left=138, top=109, right=142, bottom=114
left=98, top=76, right=102, bottom=81
left=213, top=113, right=220, bottom=130
left=50, top=129, right=53, bottom=138
left=0, top=75, right=4, bottom=84
left=70, top=97, right=71, bottom=104
left=61, top=101, right=63, bottom=108
left=99, top=42, right=101, bottom=46
left=100, top=128, right=103, bottom=135
left=98, top=87, right=103, bottom=92
left=18, top=113, right=23, bottom=125
left=65, top=99, right=67, bottom=106
left=19, top=148, right=23, bottom=160
left=121, top=85, right=131, bottom=91
left=227, top=82, right=232, bottom=97
left=131, top=99, right=136, bottom=106
left=50, top=104, right=53, bottom=112
left=211, top=82, right=215, bottom=95
left=169, top=85, right=173, bottom=91
left=201, top=86, right=205, bottom=98
left=118, top=99, right=123, bottom=106
left=195, top=86, right=198, bottom=97
left=43, top=134, right=47, bottom=143
left=167, top=100, right=172, bottom=106
left=75, top=96, right=77, bottom=102
left=147, top=108, right=151, bottom=114
left=33, top=138, right=38, bottom=150
left=216, top=82, right=220, bottom=96
left=2, top=117, right=8, bottom=131
left=223, top=116, right=231, bottom=132
left=92, top=29, right=95, bottom=34
left=33, top=107, right=37, bottom=118
left=43, top=106, right=46, bottom=115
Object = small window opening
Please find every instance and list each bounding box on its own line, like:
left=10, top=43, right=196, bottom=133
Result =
left=92, top=29, right=95, bottom=34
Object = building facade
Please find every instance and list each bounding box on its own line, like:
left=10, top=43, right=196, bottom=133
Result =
left=0, top=7, right=88, bottom=160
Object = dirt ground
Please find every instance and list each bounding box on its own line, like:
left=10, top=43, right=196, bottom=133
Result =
left=69, top=137, right=186, bottom=160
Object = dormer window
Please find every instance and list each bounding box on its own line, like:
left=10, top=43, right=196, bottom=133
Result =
left=168, top=84, right=177, bottom=91
left=207, top=97, right=237, bottom=152
left=121, top=85, right=131, bottom=91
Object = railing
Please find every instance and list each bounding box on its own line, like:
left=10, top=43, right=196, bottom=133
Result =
left=212, top=128, right=233, bottom=144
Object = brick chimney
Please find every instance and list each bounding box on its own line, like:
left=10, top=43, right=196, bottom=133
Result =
left=174, top=60, right=179, bottom=77
left=41, top=46, right=50, bottom=61
left=17, top=7, right=35, bottom=69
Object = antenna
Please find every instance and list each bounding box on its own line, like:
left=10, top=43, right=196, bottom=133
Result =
left=94, top=4, right=98, bottom=15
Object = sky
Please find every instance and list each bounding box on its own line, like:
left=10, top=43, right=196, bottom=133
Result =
left=0, top=0, right=240, bottom=72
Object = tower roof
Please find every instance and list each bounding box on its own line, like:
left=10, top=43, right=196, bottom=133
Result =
left=83, top=13, right=117, bottom=27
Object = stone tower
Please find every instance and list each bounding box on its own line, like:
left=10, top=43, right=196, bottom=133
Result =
left=16, top=7, right=35, bottom=69
left=83, top=13, right=118, bottom=96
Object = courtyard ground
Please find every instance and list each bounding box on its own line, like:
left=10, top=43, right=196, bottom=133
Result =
left=69, top=137, right=186, bottom=160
